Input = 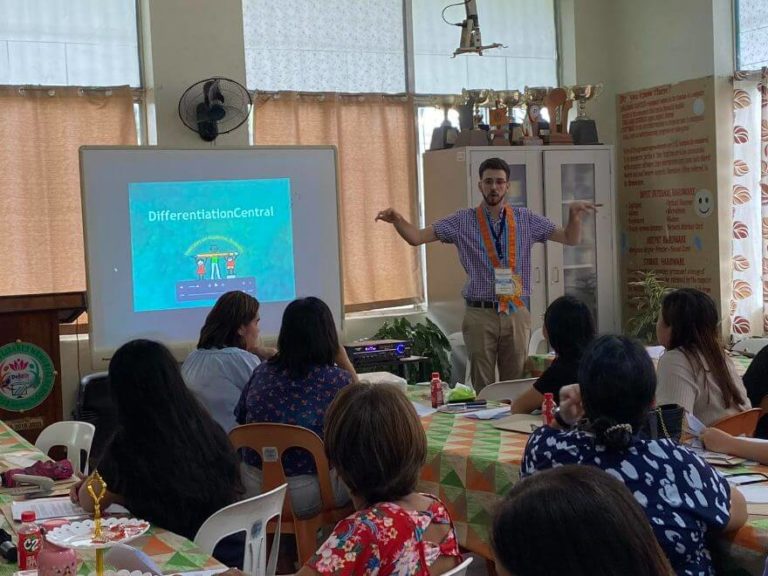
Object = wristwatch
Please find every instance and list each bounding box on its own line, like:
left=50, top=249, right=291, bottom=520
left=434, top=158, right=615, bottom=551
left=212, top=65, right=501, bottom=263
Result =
left=553, top=406, right=572, bottom=429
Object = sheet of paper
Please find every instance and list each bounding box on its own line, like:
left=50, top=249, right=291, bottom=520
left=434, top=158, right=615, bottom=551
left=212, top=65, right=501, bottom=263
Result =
left=463, top=407, right=513, bottom=420
left=686, top=413, right=706, bottom=437
left=11, top=497, right=129, bottom=521
left=411, top=401, right=437, bottom=418
left=2, top=454, right=43, bottom=469
left=738, top=484, right=768, bottom=504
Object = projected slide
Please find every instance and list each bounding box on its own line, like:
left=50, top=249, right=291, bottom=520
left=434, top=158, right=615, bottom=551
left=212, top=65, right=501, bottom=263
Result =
left=128, top=178, right=296, bottom=312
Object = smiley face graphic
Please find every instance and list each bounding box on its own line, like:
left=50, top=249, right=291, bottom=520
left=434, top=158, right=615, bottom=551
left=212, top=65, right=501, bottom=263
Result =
left=694, top=189, right=713, bottom=218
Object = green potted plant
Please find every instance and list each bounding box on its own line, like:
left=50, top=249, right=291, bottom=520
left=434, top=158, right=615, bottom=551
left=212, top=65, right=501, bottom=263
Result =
left=625, top=271, right=671, bottom=345
left=373, top=317, right=451, bottom=383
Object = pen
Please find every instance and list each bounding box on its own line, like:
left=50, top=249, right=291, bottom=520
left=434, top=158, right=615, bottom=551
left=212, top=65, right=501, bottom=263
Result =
left=446, top=401, right=487, bottom=410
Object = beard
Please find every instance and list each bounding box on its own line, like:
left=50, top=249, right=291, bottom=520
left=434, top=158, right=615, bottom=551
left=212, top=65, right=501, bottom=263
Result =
left=482, top=191, right=505, bottom=206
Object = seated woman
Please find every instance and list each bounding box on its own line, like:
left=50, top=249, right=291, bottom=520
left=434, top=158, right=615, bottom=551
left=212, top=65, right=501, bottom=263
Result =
left=182, top=290, right=275, bottom=432
left=510, top=295, right=595, bottom=413
left=655, top=288, right=750, bottom=425
left=301, top=383, right=461, bottom=576
left=522, top=335, right=747, bottom=576
left=72, top=339, right=243, bottom=541
left=493, top=465, right=674, bottom=576
left=235, top=296, right=355, bottom=516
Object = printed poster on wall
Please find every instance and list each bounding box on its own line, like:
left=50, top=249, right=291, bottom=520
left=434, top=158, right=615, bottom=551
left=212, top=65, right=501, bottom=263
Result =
left=617, top=77, right=720, bottom=327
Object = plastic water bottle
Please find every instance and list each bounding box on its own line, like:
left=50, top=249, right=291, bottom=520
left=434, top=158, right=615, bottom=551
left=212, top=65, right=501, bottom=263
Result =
left=430, top=371, right=444, bottom=408
left=18, top=510, right=42, bottom=569
left=542, top=392, right=555, bottom=426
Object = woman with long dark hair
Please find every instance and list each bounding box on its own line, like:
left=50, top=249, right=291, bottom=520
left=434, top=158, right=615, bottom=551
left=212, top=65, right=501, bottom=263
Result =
left=182, top=290, right=274, bottom=432
left=511, top=295, right=595, bottom=413
left=235, top=296, right=355, bottom=516
left=73, top=339, right=243, bottom=541
left=522, top=335, right=747, bottom=575
left=493, top=465, right=674, bottom=576
left=655, top=288, right=750, bottom=425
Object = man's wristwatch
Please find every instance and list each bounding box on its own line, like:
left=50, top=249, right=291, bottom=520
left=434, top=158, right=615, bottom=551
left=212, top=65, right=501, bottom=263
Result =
left=553, top=406, right=572, bottom=429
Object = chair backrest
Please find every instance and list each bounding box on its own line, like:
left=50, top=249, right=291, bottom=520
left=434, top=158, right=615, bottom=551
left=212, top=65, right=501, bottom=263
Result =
left=711, top=408, right=762, bottom=437
left=194, top=484, right=287, bottom=576
left=34, top=421, right=95, bottom=474
left=441, top=556, right=473, bottom=576
left=477, top=378, right=538, bottom=402
left=74, top=371, right=116, bottom=465
left=229, top=423, right=336, bottom=518
left=528, top=327, right=548, bottom=356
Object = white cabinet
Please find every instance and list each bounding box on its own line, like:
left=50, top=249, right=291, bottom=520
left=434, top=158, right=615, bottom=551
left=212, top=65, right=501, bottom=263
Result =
left=423, top=145, right=618, bottom=336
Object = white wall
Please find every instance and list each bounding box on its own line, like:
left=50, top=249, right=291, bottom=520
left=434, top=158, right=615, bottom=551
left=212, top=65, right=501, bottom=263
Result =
left=564, top=0, right=734, bottom=146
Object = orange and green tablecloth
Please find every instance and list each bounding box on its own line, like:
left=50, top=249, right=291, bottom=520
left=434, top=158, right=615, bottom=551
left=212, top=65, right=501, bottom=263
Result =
left=0, top=421, right=225, bottom=576
left=411, top=390, right=768, bottom=575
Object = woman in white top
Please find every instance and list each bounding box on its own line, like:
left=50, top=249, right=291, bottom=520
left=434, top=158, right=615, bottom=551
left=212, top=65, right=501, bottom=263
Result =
left=655, top=288, right=750, bottom=425
left=182, top=290, right=275, bottom=432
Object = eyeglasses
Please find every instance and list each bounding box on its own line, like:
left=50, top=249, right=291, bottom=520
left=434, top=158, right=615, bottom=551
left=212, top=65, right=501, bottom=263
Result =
left=482, top=178, right=508, bottom=186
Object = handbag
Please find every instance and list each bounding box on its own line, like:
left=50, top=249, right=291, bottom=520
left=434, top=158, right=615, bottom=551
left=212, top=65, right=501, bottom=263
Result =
left=641, top=404, right=685, bottom=442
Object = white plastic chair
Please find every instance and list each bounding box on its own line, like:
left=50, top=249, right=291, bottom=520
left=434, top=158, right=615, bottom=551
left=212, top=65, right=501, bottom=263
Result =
left=477, top=378, right=538, bottom=402
left=34, top=421, right=95, bottom=475
left=442, top=556, right=473, bottom=576
left=528, top=327, right=548, bottom=355
left=194, top=483, right=287, bottom=576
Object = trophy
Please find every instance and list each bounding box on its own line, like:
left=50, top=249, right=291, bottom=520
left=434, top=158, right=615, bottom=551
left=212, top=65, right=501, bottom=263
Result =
left=543, top=87, right=573, bottom=144
left=488, top=90, right=523, bottom=145
left=455, top=89, right=491, bottom=147
left=429, top=95, right=460, bottom=150
left=568, top=83, right=603, bottom=145
left=522, top=87, right=549, bottom=145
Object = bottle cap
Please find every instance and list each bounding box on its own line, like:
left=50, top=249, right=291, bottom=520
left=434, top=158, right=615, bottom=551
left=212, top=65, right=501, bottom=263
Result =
left=20, top=511, right=35, bottom=523
left=431, top=372, right=440, bottom=380
left=544, top=392, right=554, bottom=400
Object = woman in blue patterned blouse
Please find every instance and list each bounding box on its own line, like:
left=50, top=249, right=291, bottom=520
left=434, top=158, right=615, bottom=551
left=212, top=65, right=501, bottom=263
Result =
left=234, top=296, right=355, bottom=517
left=521, top=335, right=747, bottom=576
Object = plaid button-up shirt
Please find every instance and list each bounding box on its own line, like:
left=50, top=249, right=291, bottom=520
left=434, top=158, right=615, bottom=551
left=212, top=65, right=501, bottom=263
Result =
left=432, top=205, right=555, bottom=305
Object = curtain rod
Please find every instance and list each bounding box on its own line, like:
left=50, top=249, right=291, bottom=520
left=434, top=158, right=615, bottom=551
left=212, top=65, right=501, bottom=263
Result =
left=253, top=90, right=471, bottom=106
left=1, top=85, right=144, bottom=101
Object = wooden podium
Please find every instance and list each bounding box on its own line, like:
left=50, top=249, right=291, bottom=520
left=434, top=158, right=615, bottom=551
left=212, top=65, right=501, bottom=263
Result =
left=0, top=292, right=86, bottom=442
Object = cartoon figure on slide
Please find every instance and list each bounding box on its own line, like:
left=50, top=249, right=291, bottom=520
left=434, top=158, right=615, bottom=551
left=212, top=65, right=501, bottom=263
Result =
left=209, top=245, right=221, bottom=279
left=192, top=248, right=239, bottom=280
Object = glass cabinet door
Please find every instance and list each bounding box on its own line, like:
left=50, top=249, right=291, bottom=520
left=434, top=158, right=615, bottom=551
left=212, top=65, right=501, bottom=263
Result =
left=561, top=163, right=598, bottom=322
left=544, top=149, right=616, bottom=333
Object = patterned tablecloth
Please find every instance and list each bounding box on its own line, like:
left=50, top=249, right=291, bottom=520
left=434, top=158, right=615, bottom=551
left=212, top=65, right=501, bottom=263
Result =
left=0, top=422, right=224, bottom=576
left=410, top=385, right=768, bottom=575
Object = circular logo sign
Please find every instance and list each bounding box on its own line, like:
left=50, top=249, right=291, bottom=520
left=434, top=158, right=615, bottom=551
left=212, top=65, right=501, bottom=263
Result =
left=0, top=342, right=55, bottom=412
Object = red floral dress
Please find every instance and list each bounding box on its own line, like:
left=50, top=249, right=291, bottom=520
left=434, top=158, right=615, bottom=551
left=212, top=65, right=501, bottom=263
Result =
left=307, top=495, right=460, bottom=576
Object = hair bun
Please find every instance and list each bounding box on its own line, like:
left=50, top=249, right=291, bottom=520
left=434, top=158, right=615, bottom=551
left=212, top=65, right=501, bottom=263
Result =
left=591, top=417, right=633, bottom=450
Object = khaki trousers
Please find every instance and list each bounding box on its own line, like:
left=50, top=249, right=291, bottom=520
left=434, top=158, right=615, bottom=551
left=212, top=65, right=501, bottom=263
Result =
left=462, top=305, right=531, bottom=391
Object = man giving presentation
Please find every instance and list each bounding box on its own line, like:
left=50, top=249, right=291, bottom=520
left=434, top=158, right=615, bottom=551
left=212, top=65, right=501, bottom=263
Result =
left=376, top=157, right=595, bottom=391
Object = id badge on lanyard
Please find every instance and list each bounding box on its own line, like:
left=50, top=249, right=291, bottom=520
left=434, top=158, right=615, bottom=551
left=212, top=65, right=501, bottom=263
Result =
left=495, top=268, right=522, bottom=297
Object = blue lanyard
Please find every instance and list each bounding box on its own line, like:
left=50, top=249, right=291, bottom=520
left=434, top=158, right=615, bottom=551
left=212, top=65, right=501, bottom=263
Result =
left=486, top=209, right=506, bottom=262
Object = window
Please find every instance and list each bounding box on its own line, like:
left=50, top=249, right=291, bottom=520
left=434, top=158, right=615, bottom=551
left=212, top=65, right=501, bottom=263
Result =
left=0, top=0, right=140, bottom=86
left=736, top=0, right=768, bottom=69
left=0, top=0, right=141, bottom=299
left=412, top=0, right=558, bottom=93
left=243, top=0, right=405, bottom=93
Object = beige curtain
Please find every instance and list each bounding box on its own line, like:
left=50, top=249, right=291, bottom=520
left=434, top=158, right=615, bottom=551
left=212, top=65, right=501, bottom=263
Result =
left=731, top=70, right=768, bottom=336
left=0, top=86, right=137, bottom=296
left=253, top=93, right=423, bottom=311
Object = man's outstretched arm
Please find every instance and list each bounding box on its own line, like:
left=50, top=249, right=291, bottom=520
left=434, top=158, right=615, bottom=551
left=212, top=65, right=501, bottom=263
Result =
left=375, top=208, right=437, bottom=246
